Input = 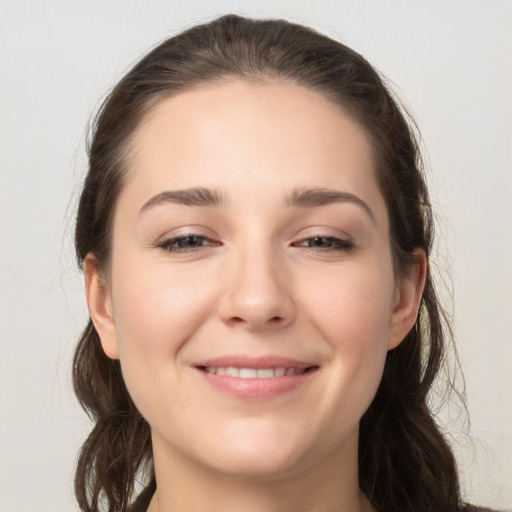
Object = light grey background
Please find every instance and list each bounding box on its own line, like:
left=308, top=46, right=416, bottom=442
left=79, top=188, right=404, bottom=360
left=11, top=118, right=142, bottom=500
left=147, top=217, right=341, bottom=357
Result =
left=1, top=0, right=511, bottom=510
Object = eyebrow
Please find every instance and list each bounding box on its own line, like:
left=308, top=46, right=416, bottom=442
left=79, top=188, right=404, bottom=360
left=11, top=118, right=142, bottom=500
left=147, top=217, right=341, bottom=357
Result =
left=285, top=187, right=375, bottom=222
left=140, top=187, right=228, bottom=212
left=139, top=185, right=375, bottom=222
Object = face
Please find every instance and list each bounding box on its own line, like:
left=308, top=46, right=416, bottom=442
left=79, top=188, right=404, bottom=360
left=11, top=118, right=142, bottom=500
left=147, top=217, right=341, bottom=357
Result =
left=87, top=80, right=423, bottom=480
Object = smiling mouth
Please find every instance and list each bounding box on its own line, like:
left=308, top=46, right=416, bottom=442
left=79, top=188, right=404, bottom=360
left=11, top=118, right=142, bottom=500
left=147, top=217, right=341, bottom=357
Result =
left=195, top=360, right=319, bottom=400
left=196, top=366, right=319, bottom=378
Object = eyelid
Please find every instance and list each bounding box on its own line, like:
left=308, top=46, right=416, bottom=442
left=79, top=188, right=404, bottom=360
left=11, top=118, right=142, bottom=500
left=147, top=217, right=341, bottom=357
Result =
left=291, top=225, right=353, bottom=242
left=154, top=225, right=215, bottom=243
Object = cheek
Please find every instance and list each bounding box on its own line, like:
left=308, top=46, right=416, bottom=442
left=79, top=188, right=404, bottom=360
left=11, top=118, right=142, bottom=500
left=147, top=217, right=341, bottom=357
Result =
left=109, top=259, right=216, bottom=404
left=305, top=259, right=395, bottom=350
left=112, top=259, right=212, bottom=348
left=301, top=260, right=394, bottom=419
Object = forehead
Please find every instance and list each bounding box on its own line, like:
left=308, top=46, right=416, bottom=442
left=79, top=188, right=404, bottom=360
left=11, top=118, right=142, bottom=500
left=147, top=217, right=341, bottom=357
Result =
left=120, top=79, right=385, bottom=221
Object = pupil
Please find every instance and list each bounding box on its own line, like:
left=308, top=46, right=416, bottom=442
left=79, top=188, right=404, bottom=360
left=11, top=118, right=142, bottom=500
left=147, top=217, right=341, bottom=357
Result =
left=182, top=236, right=199, bottom=247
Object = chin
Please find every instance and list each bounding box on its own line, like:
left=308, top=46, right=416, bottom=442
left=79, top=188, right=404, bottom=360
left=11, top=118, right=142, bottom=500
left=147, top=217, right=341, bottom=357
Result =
left=190, top=420, right=323, bottom=481
left=204, top=449, right=307, bottom=482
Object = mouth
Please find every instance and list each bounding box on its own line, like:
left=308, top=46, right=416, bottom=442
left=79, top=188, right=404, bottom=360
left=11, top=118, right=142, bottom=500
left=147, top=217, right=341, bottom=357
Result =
left=193, top=356, right=319, bottom=400
left=196, top=365, right=318, bottom=378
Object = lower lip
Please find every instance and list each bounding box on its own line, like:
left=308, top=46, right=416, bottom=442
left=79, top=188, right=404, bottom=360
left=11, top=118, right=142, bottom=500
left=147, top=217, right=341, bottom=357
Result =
left=195, top=369, right=317, bottom=400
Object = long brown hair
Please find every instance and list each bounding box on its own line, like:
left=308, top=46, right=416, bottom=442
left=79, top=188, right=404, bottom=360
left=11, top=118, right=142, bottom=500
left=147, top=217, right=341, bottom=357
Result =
left=74, top=14, right=462, bottom=511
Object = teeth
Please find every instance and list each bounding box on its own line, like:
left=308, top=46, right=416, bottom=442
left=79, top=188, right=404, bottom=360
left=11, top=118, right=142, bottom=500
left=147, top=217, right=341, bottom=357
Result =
left=257, top=368, right=274, bottom=378
left=203, top=366, right=307, bottom=378
left=225, top=367, right=239, bottom=377
left=239, top=368, right=257, bottom=379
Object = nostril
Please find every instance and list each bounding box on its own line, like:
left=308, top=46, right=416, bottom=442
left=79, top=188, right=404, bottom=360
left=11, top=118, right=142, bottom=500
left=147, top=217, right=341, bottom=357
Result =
left=230, top=316, right=283, bottom=325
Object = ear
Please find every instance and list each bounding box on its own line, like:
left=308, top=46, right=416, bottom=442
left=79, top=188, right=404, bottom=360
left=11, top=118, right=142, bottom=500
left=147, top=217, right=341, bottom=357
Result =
left=387, top=250, right=427, bottom=350
left=84, top=253, right=120, bottom=360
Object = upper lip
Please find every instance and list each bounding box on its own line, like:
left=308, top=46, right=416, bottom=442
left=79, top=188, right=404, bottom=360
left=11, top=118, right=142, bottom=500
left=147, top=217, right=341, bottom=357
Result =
left=193, top=355, right=318, bottom=370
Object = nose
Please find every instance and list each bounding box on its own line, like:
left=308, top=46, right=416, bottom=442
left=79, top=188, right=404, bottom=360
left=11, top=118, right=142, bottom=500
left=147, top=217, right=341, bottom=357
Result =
left=217, top=242, right=296, bottom=331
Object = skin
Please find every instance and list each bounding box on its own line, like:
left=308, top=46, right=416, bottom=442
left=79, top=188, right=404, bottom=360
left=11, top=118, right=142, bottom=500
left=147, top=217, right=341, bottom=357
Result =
left=86, top=80, right=426, bottom=512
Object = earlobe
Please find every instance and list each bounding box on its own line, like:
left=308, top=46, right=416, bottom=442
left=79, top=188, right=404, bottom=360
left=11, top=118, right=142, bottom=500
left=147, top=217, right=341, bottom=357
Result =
left=387, top=250, right=427, bottom=350
left=84, top=254, right=120, bottom=360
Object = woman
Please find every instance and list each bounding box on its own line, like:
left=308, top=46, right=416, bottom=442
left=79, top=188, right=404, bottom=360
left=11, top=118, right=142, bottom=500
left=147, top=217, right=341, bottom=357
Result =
left=73, top=14, right=491, bottom=512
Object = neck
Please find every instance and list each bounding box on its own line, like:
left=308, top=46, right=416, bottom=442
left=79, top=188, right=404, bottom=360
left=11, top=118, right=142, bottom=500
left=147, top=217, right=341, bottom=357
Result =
left=147, top=429, right=375, bottom=512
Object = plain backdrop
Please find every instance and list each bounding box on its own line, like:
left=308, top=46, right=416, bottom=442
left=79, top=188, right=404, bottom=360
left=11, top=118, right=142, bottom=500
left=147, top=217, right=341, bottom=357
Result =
left=0, top=1, right=511, bottom=510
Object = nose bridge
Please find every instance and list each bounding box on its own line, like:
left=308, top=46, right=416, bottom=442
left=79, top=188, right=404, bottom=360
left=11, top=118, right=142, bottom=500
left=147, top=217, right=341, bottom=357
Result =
left=218, top=232, right=294, bottom=329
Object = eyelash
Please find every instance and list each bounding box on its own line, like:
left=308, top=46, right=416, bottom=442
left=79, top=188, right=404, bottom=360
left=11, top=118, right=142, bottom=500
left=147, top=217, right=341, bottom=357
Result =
left=293, top=236, right=354, bottom=252
left=158, top=235, right=219, bottom=254
left=157, top=234, right=354, bottom=254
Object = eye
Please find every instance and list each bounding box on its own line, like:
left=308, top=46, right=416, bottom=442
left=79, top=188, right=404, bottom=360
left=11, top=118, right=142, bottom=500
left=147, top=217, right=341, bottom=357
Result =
left=158, top=234, right=219, bottom=254
left=293, top=236, right=353, bottom=252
